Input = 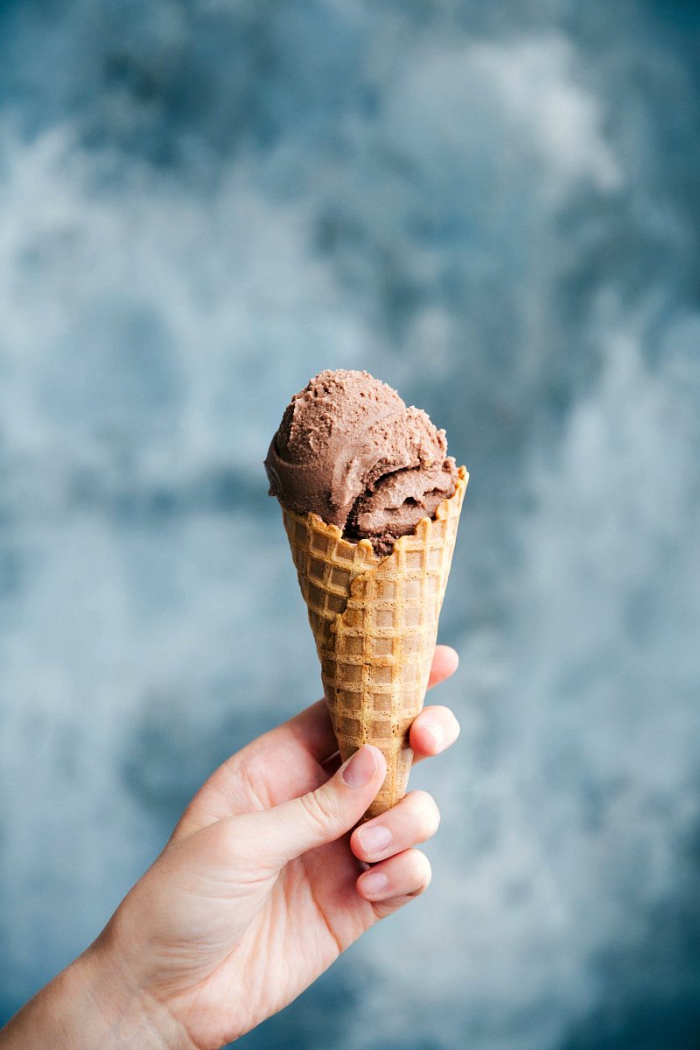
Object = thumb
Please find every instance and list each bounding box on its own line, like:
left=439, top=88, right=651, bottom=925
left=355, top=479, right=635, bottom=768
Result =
left=237, top=745, right=387, bottom=870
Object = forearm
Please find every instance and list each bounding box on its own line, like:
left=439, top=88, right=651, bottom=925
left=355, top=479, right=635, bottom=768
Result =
left=0, top=942, right=193, bottom=1050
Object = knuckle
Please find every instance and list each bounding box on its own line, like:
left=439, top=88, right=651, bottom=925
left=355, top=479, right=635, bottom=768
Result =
left=409, top=852, right=432, bottom=896
left=210, top=817, right=253, bottom=871
left=409, top=790, right=441, bottom=841
left=297, top=787, right=341, bottom=834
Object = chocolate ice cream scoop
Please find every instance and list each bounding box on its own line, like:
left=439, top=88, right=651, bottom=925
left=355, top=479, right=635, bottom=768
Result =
left=265, top=369, right=458, bottom=556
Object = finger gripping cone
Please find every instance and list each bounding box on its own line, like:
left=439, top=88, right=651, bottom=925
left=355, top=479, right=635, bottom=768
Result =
left=282, top=466, right=468, bottom=820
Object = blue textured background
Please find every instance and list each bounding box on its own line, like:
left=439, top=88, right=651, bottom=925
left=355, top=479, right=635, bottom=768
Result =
left=2, top=2, right=700, bottom=1047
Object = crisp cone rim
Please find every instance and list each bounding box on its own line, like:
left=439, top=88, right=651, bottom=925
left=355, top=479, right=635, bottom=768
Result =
left=283, top=464, right=469, bottom=567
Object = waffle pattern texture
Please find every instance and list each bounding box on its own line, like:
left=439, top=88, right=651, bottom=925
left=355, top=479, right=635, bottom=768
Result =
left=282, top=466, right=468, bottom=819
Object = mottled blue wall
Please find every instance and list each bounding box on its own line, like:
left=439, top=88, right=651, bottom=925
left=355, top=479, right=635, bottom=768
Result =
left=1, top=2, right=700, bottom=1048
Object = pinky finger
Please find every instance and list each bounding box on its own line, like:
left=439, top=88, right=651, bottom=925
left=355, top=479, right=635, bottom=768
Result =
left=356, top=849, right=432, bottom=917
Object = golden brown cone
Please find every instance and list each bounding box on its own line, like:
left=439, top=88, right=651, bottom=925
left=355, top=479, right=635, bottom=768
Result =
left=282, top=465, right=468, bottom=820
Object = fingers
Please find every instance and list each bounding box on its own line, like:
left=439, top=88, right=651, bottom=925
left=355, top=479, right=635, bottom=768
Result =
left=240, top=645, right=457, bottom=774
left=271, top=645, right=457, bottom=769
left=257, top=646, right=456, bottom=769
left=356, top=848, right=432, bottom=913
left=427, top=645, right=459, bottom=690
left=354, top=791, right=436, bottom=917
left=410, top=705, right=461, bottom=764
left=173, top=647, right=459, bottom=841
left=350, top=790, right=440, bottom=864
left=320, top=703, right=460, bottom=780
left=232, top=744, right=387, bottom=870
left=321, top=646, right=459, bottom=776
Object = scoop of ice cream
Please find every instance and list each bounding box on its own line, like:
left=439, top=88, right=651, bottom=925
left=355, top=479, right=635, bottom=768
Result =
left=265, top=369, right=458, bottom=555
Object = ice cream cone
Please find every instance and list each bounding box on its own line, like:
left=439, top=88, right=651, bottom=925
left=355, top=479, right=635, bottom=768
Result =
left=282, top=465, right=468, bottom=820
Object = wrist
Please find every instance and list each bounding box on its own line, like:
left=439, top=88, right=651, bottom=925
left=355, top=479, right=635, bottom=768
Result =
left=0, top=937, right=194, bottom=1050
left=72, top=938, right=194, bottom=1050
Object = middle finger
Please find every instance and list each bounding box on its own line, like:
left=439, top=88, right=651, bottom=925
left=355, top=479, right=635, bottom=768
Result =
left=321, top=704, right=460, bottom=777
left=349, top=789, right=440, bottom=863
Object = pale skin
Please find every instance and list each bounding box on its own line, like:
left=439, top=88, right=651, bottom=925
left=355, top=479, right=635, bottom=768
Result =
left=0, top=646, right=460, bottom=1050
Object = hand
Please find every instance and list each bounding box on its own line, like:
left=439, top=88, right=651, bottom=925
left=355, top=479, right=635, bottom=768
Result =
left=1, top=647, right=460, bottom=1050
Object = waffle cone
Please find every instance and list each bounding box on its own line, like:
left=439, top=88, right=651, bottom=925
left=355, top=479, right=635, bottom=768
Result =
left=282, top=465, right=468, bottom=820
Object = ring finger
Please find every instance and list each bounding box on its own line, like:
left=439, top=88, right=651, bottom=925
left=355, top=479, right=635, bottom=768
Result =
left=350, top=789, right=440, bottom=864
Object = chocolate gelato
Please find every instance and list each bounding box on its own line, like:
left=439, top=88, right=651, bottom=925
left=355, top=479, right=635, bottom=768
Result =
left=265, top=369, right=458, bottom=556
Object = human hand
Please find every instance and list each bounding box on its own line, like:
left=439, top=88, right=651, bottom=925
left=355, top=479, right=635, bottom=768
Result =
left=3, top=646, right=460, bottom=1050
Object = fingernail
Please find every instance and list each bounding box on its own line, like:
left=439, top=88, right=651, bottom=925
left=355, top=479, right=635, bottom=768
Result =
left=422, top=718, right=444, bottom=751
left=358, top=824, right=392, bottom=856
left=342, top=746, right=378, bottom=788
left=361, top=871, right=388, bottom=897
